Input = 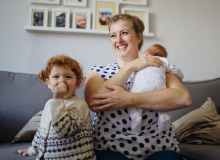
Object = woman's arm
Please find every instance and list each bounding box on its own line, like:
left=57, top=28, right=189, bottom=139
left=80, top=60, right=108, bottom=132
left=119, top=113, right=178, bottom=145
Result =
left=88, top=73, right=192, bottom=112
left=84, top=55, right=163, bottom=111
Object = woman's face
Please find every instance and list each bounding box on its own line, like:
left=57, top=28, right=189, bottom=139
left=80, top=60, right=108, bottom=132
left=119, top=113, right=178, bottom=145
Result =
left=109, top=20, right=141, bottom=62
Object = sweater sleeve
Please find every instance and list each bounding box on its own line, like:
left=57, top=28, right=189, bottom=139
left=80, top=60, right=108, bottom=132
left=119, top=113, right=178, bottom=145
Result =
left=27, top=146, right=38, bottom=157
left=49, top=99, right=84, bottom=138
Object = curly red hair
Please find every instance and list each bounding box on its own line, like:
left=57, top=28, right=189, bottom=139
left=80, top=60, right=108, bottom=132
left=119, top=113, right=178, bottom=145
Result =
left=39, top=55, right=83, bottom=87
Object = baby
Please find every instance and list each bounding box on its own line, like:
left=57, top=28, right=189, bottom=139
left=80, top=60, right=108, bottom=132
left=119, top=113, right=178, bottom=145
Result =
left=18, top=55, right=96, bottom=160
left=129, top=44, right=184, bottom=132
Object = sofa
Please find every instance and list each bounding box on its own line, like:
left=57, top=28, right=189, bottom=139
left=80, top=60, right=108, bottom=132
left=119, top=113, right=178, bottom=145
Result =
left=0, top=71, right=219, bottom=160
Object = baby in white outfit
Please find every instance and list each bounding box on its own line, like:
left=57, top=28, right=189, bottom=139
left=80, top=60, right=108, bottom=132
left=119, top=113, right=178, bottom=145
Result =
left=129, top=44, right=184, bottom=133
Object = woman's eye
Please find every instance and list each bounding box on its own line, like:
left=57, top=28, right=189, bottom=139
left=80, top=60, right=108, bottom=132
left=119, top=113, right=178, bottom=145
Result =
left=121, top=31, right=128, bottom=35
left=110, top=34, right=116, bottom=38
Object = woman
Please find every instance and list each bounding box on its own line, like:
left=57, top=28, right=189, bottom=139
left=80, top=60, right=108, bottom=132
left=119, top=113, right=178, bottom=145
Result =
left=84, top=14, right=192, bottom=160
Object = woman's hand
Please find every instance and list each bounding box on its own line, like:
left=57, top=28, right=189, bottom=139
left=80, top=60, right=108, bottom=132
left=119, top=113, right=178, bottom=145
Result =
left=128, top=54, right=163, bottom=72
left=89, top=84, right=131, bottom=112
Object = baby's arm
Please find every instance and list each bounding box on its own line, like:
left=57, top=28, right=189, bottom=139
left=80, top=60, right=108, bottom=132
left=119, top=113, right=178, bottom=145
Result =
left=165, top=58, right=184, bottom=80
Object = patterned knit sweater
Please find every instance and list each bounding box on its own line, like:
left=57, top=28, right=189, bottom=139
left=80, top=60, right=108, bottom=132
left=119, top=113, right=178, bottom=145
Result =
left=28, top=95, right=96, bottom=160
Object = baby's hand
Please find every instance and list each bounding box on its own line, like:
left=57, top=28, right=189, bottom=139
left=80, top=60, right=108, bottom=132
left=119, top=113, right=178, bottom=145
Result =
left=53, top=82, right=67, bottom=99
left=18, top=149, right=29, bottom=156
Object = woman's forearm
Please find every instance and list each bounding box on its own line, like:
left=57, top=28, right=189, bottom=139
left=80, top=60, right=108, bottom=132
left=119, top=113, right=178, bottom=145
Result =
left=127, top=73, right=192, bottom=111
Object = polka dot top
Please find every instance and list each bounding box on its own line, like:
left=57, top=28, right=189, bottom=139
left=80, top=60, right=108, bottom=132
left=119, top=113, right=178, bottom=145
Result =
left=90, top=63, right=180, bottom=160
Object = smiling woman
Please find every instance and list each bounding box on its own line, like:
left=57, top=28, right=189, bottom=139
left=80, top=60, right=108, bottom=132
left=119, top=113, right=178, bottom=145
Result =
left=84, top=13, right=191, bottom=160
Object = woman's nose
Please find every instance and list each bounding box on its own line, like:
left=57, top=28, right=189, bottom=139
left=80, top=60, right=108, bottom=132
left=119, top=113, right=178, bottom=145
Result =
left=116, top=35, right=122, bottom=42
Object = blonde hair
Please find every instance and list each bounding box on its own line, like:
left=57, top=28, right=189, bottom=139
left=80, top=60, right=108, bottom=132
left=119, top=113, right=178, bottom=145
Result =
left=147, top=44, right=168, bottom=58
left=108, top=14, right=145, bottom=50
left=39, top=55, right=83, bottom=87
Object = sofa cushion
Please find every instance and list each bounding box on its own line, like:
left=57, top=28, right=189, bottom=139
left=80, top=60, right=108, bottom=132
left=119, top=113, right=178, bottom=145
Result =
left=180, top=143, right=219, bottom=160
left=12, top=111, right=42, bottom=143
left=173, top=97, right=220, bottom=144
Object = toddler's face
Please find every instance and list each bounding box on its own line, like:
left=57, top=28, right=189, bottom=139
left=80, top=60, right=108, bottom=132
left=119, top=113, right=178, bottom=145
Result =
left=46, top=65, right=78, bottom=99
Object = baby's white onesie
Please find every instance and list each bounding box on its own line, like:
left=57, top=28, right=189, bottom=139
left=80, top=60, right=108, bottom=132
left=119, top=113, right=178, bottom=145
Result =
left=128, top=56, right=183, bottom=133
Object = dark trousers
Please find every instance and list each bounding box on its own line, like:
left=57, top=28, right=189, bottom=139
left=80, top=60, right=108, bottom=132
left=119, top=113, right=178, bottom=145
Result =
left=95, top=149, right=184, bottom=160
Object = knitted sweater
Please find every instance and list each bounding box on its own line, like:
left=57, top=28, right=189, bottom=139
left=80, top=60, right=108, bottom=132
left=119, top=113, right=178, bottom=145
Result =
left=28, top=95, right=96, bottom=160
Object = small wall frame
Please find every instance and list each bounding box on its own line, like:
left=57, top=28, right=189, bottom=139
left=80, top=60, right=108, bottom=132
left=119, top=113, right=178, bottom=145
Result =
left=73, top=10, right=91, bottom=29
left=93, top=0, right=119, bottom=31
left=120, top=0, right=147, bottom=6
left=31, top=0, right=60, bottom=5
left=51, top=9, right=70, bottom=28
left=121, top=8, right=149, bottom=33
left=29, top=7, right=48, bottom=27
left=64, top=0, right=87, bottom=7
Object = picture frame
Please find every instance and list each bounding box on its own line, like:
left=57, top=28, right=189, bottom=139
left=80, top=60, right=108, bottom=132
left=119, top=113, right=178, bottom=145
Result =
left=29, top=7, right=48, bottom=27
left=73, top=10, right=91, bottom=29
left=121, top=8, right=149, bottom=33
left=120, top=0, right=147, bottom=5
left=51, top=9, right=70, bottom=28
left=93, top=0, right=119, bottom=31
left=64, top=0, right=87, bottom=7
left=31, top=0, right=60, bottom=5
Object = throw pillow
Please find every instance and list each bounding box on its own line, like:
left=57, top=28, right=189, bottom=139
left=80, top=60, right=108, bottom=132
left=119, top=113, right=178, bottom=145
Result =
left=11, top=110, right=42, bottom=143
left=173, top=97, right=220, bottom=144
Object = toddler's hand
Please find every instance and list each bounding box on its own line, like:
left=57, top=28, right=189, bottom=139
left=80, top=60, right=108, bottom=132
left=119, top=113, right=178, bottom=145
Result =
left=53, top=82, right=67, bottom=99
left=18, top=149, right=29, bottom=156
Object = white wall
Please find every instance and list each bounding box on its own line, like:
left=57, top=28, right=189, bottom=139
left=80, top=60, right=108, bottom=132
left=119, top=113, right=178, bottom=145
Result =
left=0, top=0, right=220, bottom=81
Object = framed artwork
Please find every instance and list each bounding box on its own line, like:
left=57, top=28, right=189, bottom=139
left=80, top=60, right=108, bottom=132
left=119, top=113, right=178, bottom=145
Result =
left=93, top=0, right=119, bottom=30
left=121, top=8, right=149, bottom=33
left=120, top=0, right=147, bottom=5
left=31, top=0, right=60, bottom=5
left=52, top=9, right=70, bottom=28
left=64, top=0, right=87, bottom=7
left=29, top=7, right=48, bottom=27
left=73, top=10, right=91, bottom=29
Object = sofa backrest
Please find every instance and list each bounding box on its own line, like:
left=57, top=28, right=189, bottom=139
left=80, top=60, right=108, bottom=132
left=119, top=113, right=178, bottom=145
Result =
left=0, top=71, right=53, bottom=143
left=171, top=78, right=220, bottom=121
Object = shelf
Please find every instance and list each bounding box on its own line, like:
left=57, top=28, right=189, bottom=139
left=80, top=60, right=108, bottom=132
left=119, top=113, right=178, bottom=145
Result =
left=25, top=26, right=154, bottom=37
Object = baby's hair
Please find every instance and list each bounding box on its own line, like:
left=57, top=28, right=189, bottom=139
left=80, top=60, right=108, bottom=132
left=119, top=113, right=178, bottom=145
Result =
left=147, top=44, right=168, bottom=58
left=39, top=55, right=83, bottom=87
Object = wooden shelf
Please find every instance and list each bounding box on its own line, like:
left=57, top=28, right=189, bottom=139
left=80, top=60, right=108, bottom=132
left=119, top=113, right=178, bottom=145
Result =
left=25, top=26, right=154, bottom=37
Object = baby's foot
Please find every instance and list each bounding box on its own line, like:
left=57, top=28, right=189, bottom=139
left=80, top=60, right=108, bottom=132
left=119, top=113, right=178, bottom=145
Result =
left=18, top=149, right=29, bottom=156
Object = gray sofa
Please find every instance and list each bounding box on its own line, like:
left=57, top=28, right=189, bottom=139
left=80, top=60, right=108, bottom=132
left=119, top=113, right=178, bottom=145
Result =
left=0, top=71, right=219, bottom=160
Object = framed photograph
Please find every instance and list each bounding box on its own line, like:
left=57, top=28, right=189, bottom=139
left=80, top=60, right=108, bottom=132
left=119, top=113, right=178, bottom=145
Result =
left=29, top=7, right=48, bottom=27
left=52, top=9, right=70, bottom=28
left=121, top=8, right=149, bottom=33
left=31, top=0, right=60, bottom=5
left=73, top=10, right=91, bottom=29
left=64, top=0, right=87, bottom=7
left=93, top=0, right=119, bottom=31
left=120, top=0, right=147, bottom=5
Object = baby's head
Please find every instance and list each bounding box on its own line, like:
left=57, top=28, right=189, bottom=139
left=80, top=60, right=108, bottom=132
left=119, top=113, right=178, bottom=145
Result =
left=145, top=44, right=168, bottom=58
left=39, top=55, right=83, bottom=87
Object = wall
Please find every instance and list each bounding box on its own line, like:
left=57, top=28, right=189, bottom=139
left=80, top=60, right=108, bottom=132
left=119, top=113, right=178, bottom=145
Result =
left=0, top=0, right=220, bottom=81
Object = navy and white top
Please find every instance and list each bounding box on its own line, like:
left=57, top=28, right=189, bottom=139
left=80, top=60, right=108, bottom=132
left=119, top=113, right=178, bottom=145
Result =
left=90, top=63, right=180, bottom=160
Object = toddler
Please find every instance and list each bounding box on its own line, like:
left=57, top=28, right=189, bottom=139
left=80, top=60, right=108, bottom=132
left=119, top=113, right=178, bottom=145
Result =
left=18, top=55, right=96, bottom=160
left=129, top=44, right=184, bottom=132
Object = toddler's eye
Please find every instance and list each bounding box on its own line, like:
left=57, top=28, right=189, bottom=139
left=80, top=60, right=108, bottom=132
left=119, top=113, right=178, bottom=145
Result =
left=53, top=76, right=59, bottom=79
